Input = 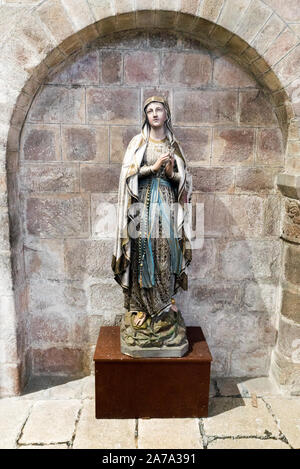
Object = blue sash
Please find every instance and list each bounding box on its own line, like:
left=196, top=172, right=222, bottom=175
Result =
left=138, top=177, right=183, bottom=288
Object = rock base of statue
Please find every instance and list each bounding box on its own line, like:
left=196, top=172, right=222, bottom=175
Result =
left=120, top=308, right=189, bottom=358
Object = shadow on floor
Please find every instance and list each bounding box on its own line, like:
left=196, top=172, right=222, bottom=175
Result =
left=21, top=374, right=86, bottom=396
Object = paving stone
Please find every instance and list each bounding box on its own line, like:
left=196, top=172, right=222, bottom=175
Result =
left=264, top=398, right=300, bottom=449
left=19, top=400, right=81, bottom=445
left=73, top=400, right=135, bottom=449
left=19, top=444, right=69, bottom=449
left=0, top=398, right=33, bottom=449
left=203, top=398, right=280, bottom=438
left=208, top=438, right=290, bottom=449
left=216, top=378, right=245, bottom=397
left=138, top=418, right=203, bottom=449
left=46, top=379, right=84, bottom=400
left=241, top=377, right=280, bottom=397
left=81, top=375, right=94, bottom=399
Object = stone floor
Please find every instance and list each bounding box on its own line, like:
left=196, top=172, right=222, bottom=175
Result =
left=0, top=375, right=299, bottom=449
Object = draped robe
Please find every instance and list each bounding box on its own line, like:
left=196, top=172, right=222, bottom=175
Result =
left=111, top=128, right=193, bottom=313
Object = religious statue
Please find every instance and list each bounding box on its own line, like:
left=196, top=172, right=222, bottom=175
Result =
left=111, top=96, right=193, bottom=357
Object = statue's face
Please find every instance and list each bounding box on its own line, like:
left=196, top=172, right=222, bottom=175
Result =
left=145, top=102, right=167, bottom=129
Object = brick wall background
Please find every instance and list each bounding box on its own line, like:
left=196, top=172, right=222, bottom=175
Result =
left=16, top=29, right=285, bottom=379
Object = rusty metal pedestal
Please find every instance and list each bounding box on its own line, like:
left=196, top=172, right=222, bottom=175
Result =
left=93, top=326, right=212, bottom=418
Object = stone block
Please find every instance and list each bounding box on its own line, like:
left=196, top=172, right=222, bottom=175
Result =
left=257, top=128, right=284, bottom=165
left=116, top=11, right=136, bottom=30
left=48, top=51, right=99, bottom=85
left=136, top=9, right=156, bottom=28
left=244, top=280, right=278, bottom=313
left=239, top=90, right=277, bottom=126
left=62, top=125, right=109, bottom=162
left=0, top=336, right=18, bottom=364
left=87, top=88, right=139, bottom=124
left=263, top=195, right=281, bottom=237
left=0, top=363, right=20, bottom=397
left=91, top=192, right=118, bottom=239
left=110, top=125, right=139, bottom=163
left=274, top=44, right=300, bottom=87
left=27, top=277, right=85, bottom=315
left=174, top=90, right=238, bottom=125
left=235, top=167, right=280, bottom=193
left=73, top=400, right=135, bottom=449
left=138, top=418, right=203, bottom=449
left=236, top=1, right=272, bottom=43
left=154, top=9, right=177, bottom=28
left=195, top=194, right=264, bottom=238
left=60, top=87, right=85, bottom=124
left=19, top=400, right=81, bottom=445
left=100, top=50, right=122, bottom=84
left=264, top=28, right=298, bottom=67
left=60, top=0, right=95, bottom=30
left=208, top=439, right=289, bottom=449
left=264, top=397, right=300, bottom=448
left=188, top=238, right=217, bottom=279
left=80, top=164, right=120, bottom=192
left=22, top=125, right=60, bottom=162
left=24, top=238, right=65, bottom=281
left=284, top=244, right=300, bottom=286
left=204, top=397, right=279, bottom=437
left=0, top=210, right=10, bottom=250
left=20, top=164, right=80, bottom=192
left=89, top=280, right=124, bottom=315
left=188, top=280, right=243, bottom=318
left=36, top=0, right=75, bottom=44
left=217, top=0, right=251, bottom=30
left=270, top=348, right=300, bottom=390
left=219, top=239, right=281, bottom=280
left=148, top=29, right=178, bottom=49
left=29, top=312, right=70, bottom=346
left=252, top=12, right=285, bottom=56
left=174, top=127, right=211, bottom=164
left=27, top=85, right=63, bottom=123
left=209, top=346, right=230, bottom=377
left=32, top=347, right=84, bottom=375
left=180, top=0, right=199, bottom=15
left=213, top=56, right=255, bottom=88
left=88, top=0, right=114, bottom=22
left=124, top=50, right=159, bottom=84
left=78, top=25, right=99, bottom=44
left=277, top=317, right=300, bottom=360
left=263, top=0, right=300, bottom=22
left=198, top=0, right=223, bottom=22
left=161, top=51, right=212, bottom=87
left=190, top=167, right=234, bottom=192
left=0, top=252, right=13, bottom=295
left=281, top=288, right=300, bottom=323
left=212, top=128, right=255, bottom=165
left=0, top=295, right=16, bottom=341
left=0, top=398, right=32, bottom=448
left=25, top=194, right=90, bottom=237
left=64, top=238, right=115, bottom=280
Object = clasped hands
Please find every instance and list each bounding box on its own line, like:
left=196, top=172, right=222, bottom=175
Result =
left=151, top=152, right=174, bottom=178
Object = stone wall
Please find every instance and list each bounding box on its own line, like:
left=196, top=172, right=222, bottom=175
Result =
left=16, top=29, right=285, bottom=379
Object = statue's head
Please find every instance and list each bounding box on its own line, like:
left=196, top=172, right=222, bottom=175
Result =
left=142, top=96, right=174, bottom=143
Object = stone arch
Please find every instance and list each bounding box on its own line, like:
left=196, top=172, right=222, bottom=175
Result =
left=1, top=1, right=300, bottom=396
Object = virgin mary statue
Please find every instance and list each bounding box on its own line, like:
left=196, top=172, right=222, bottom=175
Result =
left=112, top=96, right=193, bottom=357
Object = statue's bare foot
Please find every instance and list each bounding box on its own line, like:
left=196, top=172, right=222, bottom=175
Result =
left=132, top=311, right=147, bottom=328
left=170, top=298, right=178, bottom=313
